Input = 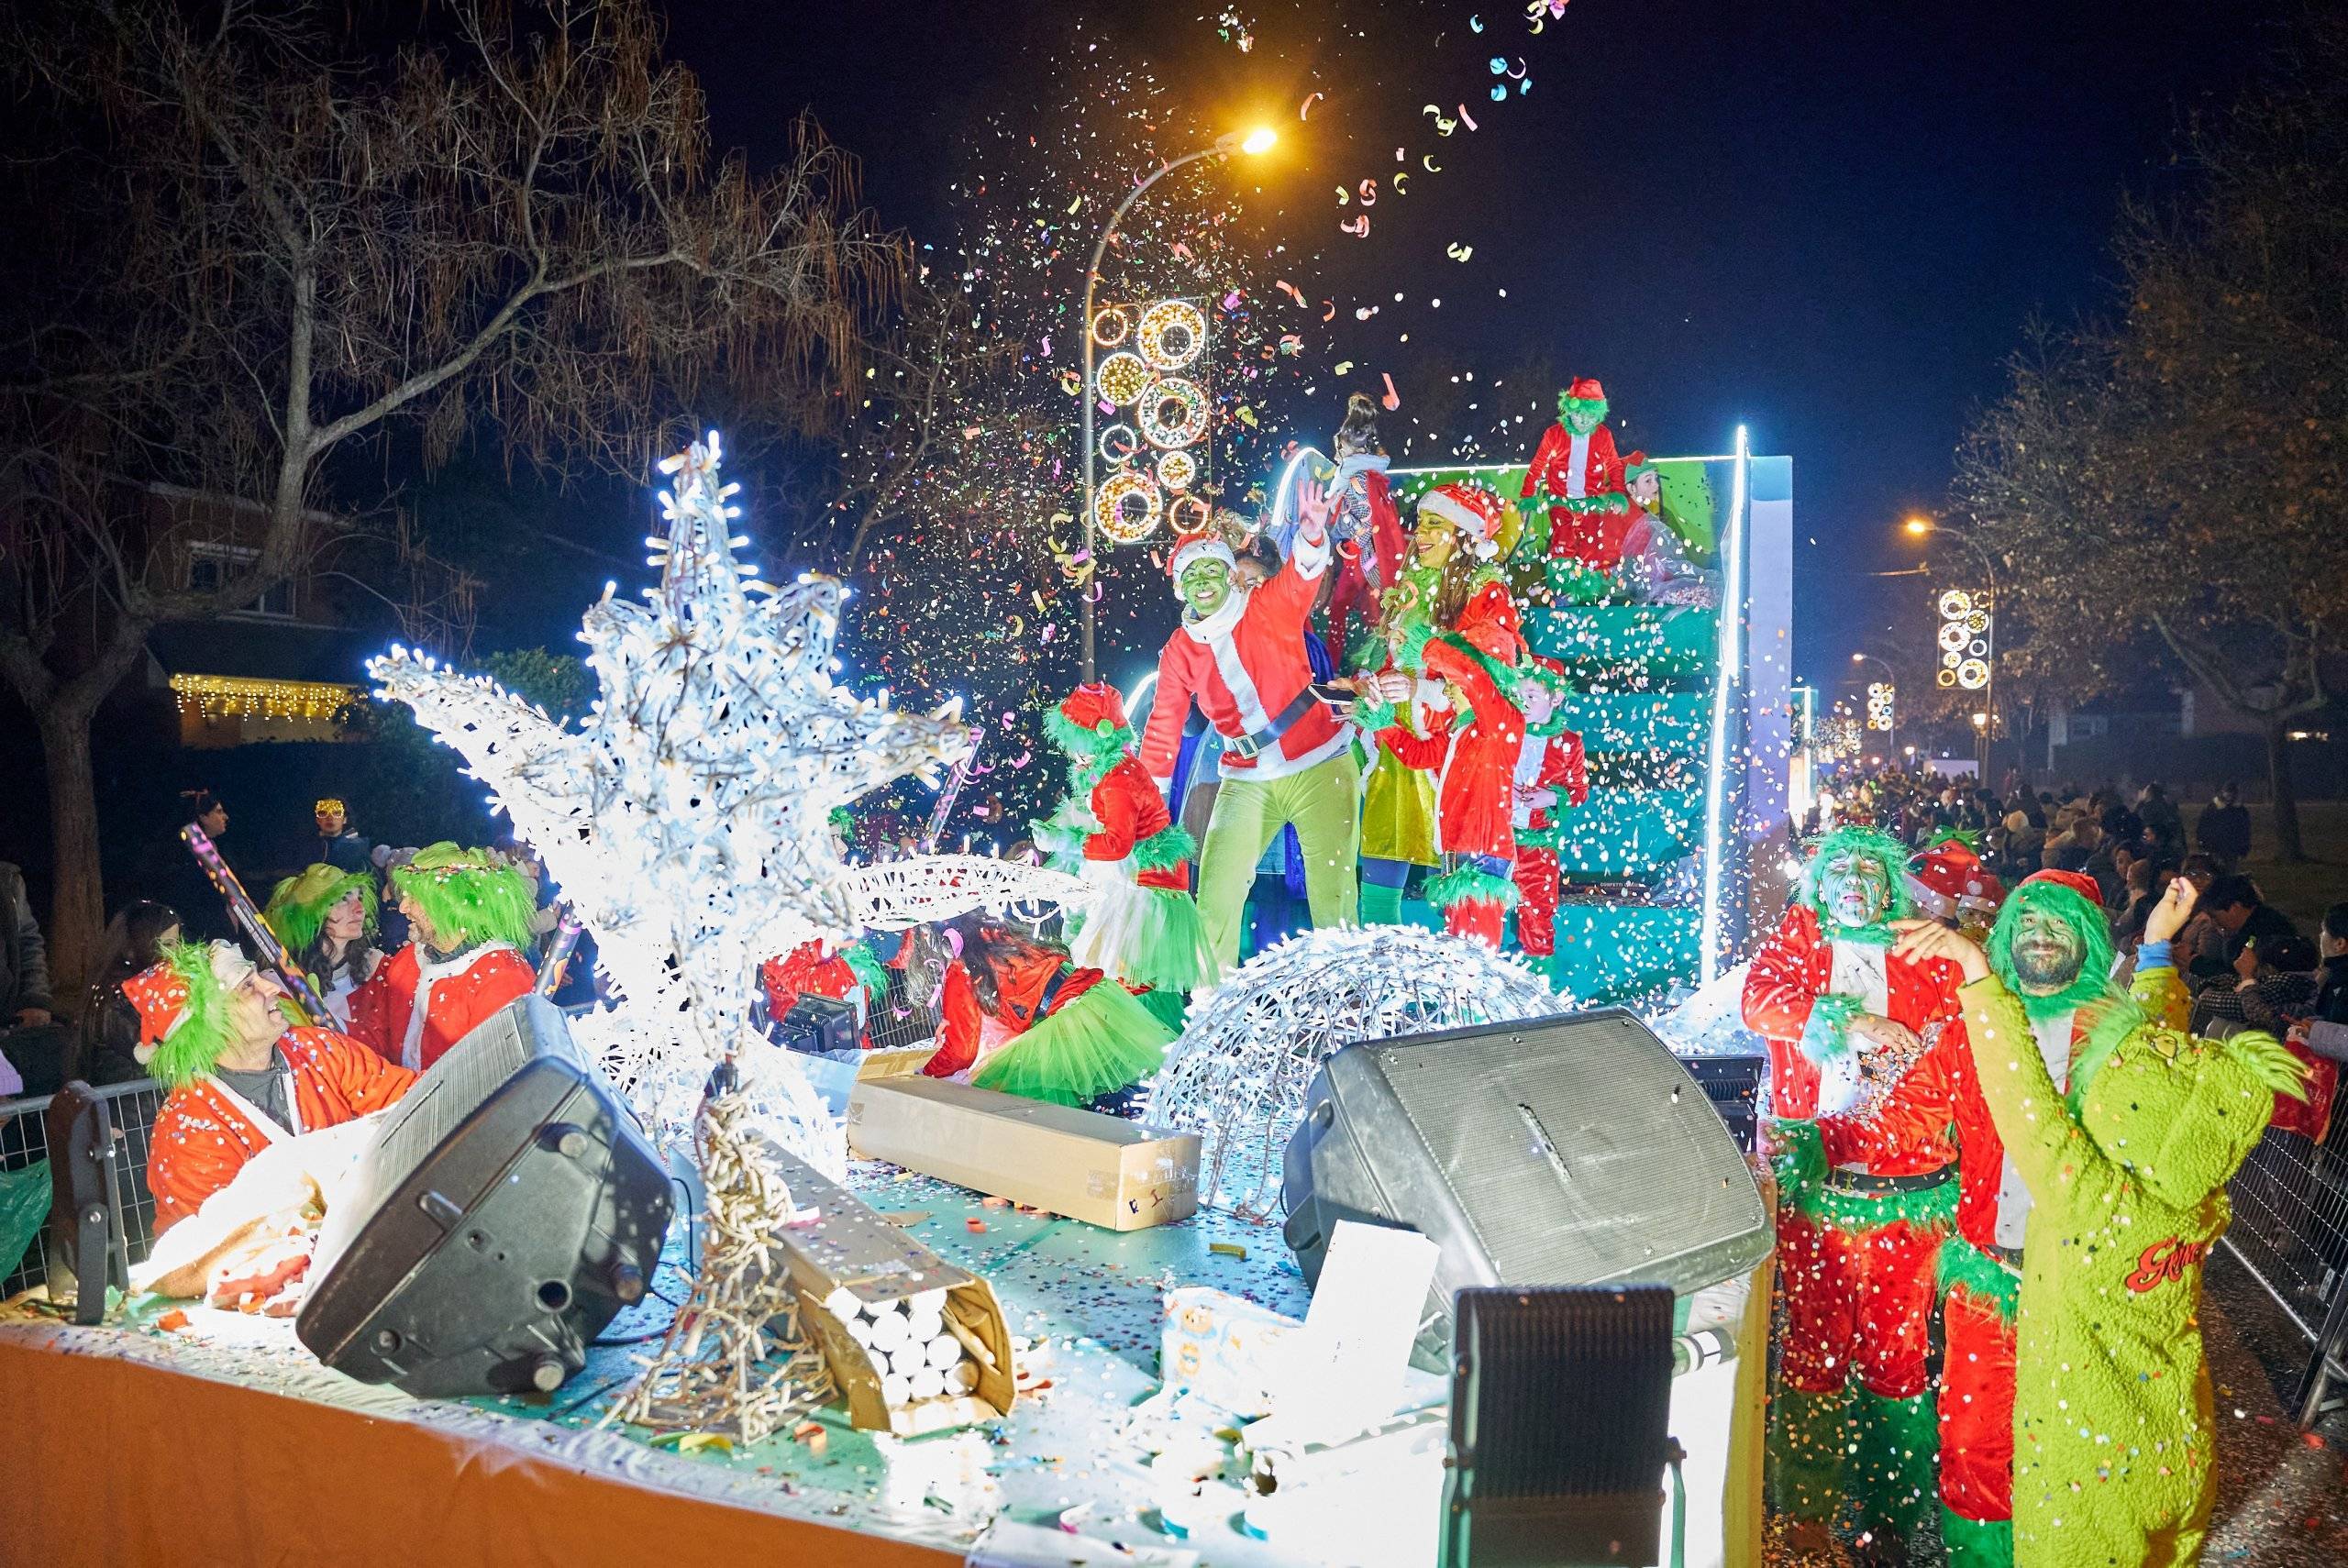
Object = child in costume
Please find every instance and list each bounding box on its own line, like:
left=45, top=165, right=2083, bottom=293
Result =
left=917, top=911, right=1173, bottom=1110
left=1508, top=656, right=1589, bottom=965
left=347, top=843, right=538, bottom=1072
left=133, top=939, right=415, bottom=1231
left=1358, top=480, right=1528, bottom=947
left=1741, top=825, right=1967, bottom=1560
left=1034, top=683, right=1215, bottom=1025
left=1518, top=378, right=1631, bottom=605
left=262, top=862, right=385, bottom=1028
left=1319, top=392, right=1409, bottom=668
left=1894, top=876, right=2302, bottom=1568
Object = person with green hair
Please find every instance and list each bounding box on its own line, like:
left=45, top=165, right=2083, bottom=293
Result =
left=262, top=862, right=384, bottom=1028
left=129, top=938, right=415, bottom=1231
left=1743, top=823, right=1970, bottom=1562
left=1893, top=872, right=2302, bottom=1568
left=347, top=843, right=538, bottom=1072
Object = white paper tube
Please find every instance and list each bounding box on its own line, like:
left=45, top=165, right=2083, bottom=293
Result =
left=869, top=1310, right=911, bottom=1352
left=925, top=1334, right=961, bottom=1371
left=909, top=1287, right=948, bottom=1317
left=906, top=1310, right=945, bottom=1345
left=908, top=1365, right=947, bottom=1400
left=880, top=1372, right=912, bottom=1407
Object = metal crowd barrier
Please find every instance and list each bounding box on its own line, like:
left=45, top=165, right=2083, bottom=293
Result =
left=0, top=1078, right=167, bottom=1313
left=2221, top=1116, right=2348, bottom=1425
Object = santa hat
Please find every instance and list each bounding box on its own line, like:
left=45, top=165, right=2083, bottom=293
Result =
left=1168, top=531, right=1235, bottom=587
left=1986, top=869, right=2117, bottom=1021
left=122, top=940, right=256, bottom=1079
left=1563, top=377, right=1607, bottom=408
left=1047, top=682, right=1136, bottom=757
left=2018, top=867, right=2102, bottom=907
left=1416, top=481, right=1507, bottom=560
left=1623, top=451, right=1657, bottom=483
left=1905, top=831, right=2007, bottom=920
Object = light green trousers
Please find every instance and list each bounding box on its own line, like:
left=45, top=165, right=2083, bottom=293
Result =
left=1194, top=747, right=1362, bottom=968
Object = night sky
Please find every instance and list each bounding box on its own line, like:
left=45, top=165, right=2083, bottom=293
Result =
left=637, top=0, right=2291, bottom=701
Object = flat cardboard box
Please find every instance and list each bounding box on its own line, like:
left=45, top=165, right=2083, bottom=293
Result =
left=847, top=1077, right=1202, bottom=1231
left=748, top=1132, right=1014, bottom=1437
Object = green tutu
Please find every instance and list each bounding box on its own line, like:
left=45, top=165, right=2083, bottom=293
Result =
left=971, top=977, right=1174, bottom=1109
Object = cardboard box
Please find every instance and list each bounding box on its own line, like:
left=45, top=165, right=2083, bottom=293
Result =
left=749, top=1133, right=1014, bottom=1438
left=846, top=1077, right=1202, bottom=1231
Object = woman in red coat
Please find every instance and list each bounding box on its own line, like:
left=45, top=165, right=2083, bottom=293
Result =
left=917, top=912, right=1173, bottom=1111
left=1361, top=480, right=1530, bottom=946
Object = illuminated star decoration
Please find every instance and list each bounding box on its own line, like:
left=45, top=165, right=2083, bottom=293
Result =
left=371, top=432, right=1084, bottom=1172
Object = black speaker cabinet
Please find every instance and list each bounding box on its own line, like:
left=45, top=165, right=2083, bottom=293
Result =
left=1282, top=1008, right=1772, bottom=1364
left=297, top=995, right=672, bottom=1397
left=778, top=993, right=858, bottom=1055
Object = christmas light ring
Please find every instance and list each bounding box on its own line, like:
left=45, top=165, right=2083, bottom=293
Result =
left=1099, top=422, right=1141, bottom=465
left=1938, top=669, right=1959, bottom=688
left=1957, top=657, right=1989, bottom=690
left=1938, top=621, right=1970, bottom=653
left=1096, top=469, right=1164, bottom=544
left=1137, top=376, right=1210, bottom=448
left=1968, top=637, right=1990, bottom=657
left=1938, top=589, right=1974, bottom=619
left=1090, top=306, right=1132, bottom=348
left=1095, top=351, right=1152, bottom=407
left=1168, top=495, right=1211, bottom=535
left=1156, top=448, right=1198, bottom=491
left=1964, top=609, right=1990, bottom=635
left=1136, top=299, right=1207, bottom=371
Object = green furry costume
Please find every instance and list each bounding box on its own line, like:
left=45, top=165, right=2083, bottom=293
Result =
left=1960, top=901, right=2303, bottom=1568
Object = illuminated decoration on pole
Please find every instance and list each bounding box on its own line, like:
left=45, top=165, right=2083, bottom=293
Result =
left=170, top=673, right=362, bottom=723
left=1087, top=297, right=1213, bottom=545
left=370, top=432, right=1089, bottom=1173
left=1866, top=682, right=1895, bottom=733
left=1937, top=588, right=1993, bottom=691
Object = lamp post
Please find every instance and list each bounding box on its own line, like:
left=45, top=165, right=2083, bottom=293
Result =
left=1907, top=515, right=2001, bottom=786
left=1851, top=650, right=1898, bottom=762
left=1080, top=127, right=1277, bottom=684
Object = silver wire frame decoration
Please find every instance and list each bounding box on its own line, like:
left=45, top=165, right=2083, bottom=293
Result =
left=1146, top=925, right=1563, bottom=1218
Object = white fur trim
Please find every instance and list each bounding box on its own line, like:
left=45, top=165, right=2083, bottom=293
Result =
left=1169, top=537, right=1235, bottom=584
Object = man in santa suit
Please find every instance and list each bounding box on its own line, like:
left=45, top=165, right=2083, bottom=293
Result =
left=131, top=939, right=415, bottom=1231
left=1140, top=480, right=1358, bottom=968
left=1508, top=656, right=1588, bottom=964
left=1742, top=825, right=1966, bottom=1562
left=347, top=843, right=538, bottom=1072
left=1519, top=377, right=1631, bottom=569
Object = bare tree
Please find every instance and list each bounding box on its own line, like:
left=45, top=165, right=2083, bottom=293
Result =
left=0, top=0, right=901, bottom=989
left=1953, top=18, right=2348, bottom=859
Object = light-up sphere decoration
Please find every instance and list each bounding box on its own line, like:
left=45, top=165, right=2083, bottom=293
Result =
left=1135, top=298, right=1207, bottom=370
left=1155, top=448, right=1197, bottom=492
left=1095, top=350, right=1151, bottom=407
left=1095, top=469, right=1164, bottom=544
left=1136, top=377, right=1210, bottom=449
left=1147, top=926, right=1563, bottom=1216
left=1090, top=306, right=1132, bottom=348
left=1936, top=587, right=1993, bottom=690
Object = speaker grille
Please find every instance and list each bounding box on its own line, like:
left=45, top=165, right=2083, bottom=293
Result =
left=1368, top=1011, right=1766, bottom=1293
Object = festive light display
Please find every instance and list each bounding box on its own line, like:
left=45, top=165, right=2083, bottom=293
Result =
left=371, top=433, right=1087, bottom=1171
left=1154, top=447, right=1197, bottom=491
left=1093, top=349, right=1150, bottom=406
left=1136, top=375, right=1211, bottom=449
left=1937, top=587, right=1992, bottom=690
left=1135, top=297, right=1207, bottom=370
left=1093, top=468, right=1164, bottom=546
left=1148, top=925, right=1562, bottom=1215
left=1866, top=681, right=1895, bottom=734
left=169, top=673, right=361, bottom=723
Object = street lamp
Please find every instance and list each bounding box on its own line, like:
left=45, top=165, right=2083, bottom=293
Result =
left=1080, top=127, right=1279, bottom=683
left=1851, top=650, right=1898, bottom=760
left=1906, top=514, right=2002, bottom=784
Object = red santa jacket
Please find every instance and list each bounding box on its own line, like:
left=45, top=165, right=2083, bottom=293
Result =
left=1081, top=756, right=1190, bottom=892
left=761, top=939, right=869, bottom=1034
left=1377, top=580, right=1528, bottom=859
left=1512, top=725, right=1590, bottom=832
left=1324, top=458, right=1409, bottom=667
left=1140, top=528, right=1346, bottom=785
left=921, top=949, right=1112, bottom=1078
left=1740, top=903, right=1966, bottom=1172
left=347, top=942, right=537, bottom=1072
left=1521, top=422, right=1625, bottom=518
left=149, top=1026, right=417, bottom=1231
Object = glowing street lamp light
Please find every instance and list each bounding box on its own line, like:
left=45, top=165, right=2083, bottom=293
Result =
left=1080, top=125, right=1281, bottom=682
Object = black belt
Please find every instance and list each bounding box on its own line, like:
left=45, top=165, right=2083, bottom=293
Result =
left=1982, top=1242, right=2023, bottom=1268
left=1225, top=688, right=1322, bottom=761
left=1824, top=1165, right=1955, bottom=1195
left=1027, top=963, right=1072, bottom=1024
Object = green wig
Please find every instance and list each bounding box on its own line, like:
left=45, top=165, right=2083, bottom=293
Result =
left=389, top=843, right=538, bottom=954
left=1798, top=825, right=1913, bottom=936
left=263, top=863, right=380, bottom=958
left=1986, top=877, right=2117, bottom=1023
left=144, top=940, right=239, bottom=1090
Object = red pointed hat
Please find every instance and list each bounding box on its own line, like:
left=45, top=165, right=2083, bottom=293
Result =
left=1565, top=377, right=1606, bottom=404
left=1417, top=480, right=1507, bottom=559
left=1907, top=834, right=2007, bottom=918
left=1057, top=682, right=1130, bottom=734
left=121, top=962, right=194, bottom=1052
left=1168, top=531, right=1235, bottom=583
left=2020, top=867, right=2103, bottom=907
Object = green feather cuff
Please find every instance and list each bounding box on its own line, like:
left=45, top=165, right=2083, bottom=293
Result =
left=1937, top=1233, right=2020, bottom=1319
left=1423, top=863, right=1520, bottom=912
left=1133, top=823, right=1196, bottom=872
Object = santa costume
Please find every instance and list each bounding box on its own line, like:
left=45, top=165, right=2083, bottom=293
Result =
left=1036, top=683, right=1216, bottom=1024
left=920, top=916, right=1173, bottom=1110
left=1507, top=656, right=1589, bottom=959
left=1519, top=377, right=1631, bottom=574
left=1365, top=480, right=1530, bottom=947
left=132, top=940, right=415, bottom=1231
left=1905, top=828, right=2007, bottom=941
left=347, top=843, right=538, bottom=1072
left=760, top=938, right=887, bottom=1044
left=1742, top=825, right=1966, bottom=1553
left=1140, top=521, right=1359, bottom=967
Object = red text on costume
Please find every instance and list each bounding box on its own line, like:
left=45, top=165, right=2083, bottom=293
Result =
left=2124, top=1236, right=2210, bottom=1293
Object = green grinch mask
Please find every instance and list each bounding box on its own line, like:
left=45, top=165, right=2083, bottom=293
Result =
left=1180, top=558, right=1233, bottom=619
left=1559, top=392, right=1608, bottom=436
left=1986, top=878, right=2116, bottom=1021
left=1798, top=825, right=1912, bottom=943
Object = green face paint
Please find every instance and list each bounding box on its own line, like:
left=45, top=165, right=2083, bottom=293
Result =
left=1180, top=558, right=1232, bottom=617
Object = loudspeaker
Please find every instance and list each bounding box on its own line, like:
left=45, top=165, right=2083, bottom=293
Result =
left=1441, top=1285, right=1676, bottom=1567
left=777, top=993, right=858, bottom=1054
left=1282, top=1008, right=1771, bottom=1364
left=1676, top=1051, right=1767, bottom=1154
left=297, top=995, right=672, bottom=1397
